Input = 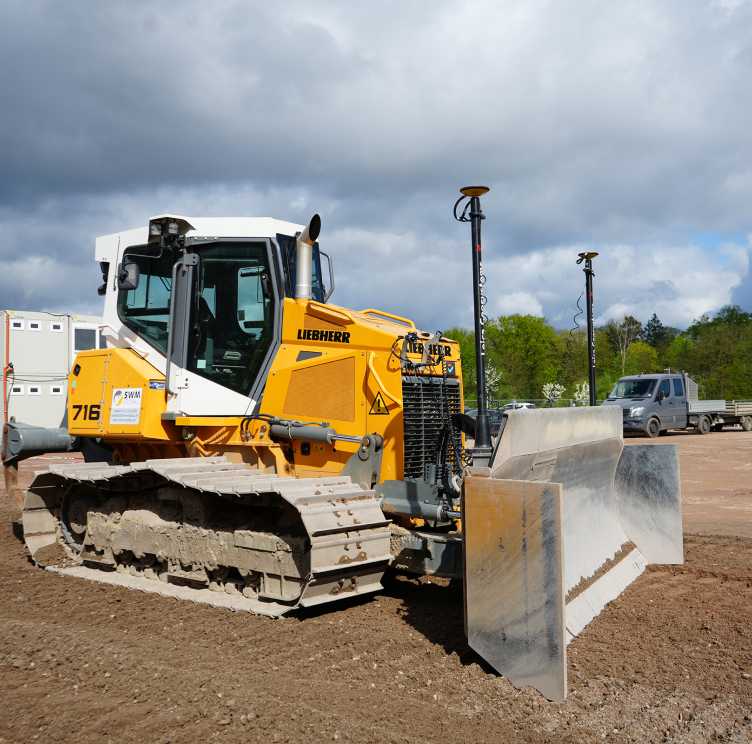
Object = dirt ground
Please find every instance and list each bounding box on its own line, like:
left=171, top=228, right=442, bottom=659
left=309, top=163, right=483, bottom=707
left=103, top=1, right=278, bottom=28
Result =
left=625, top=430, right=752, bottom=538
left=1, top=433, right=751, bottom=743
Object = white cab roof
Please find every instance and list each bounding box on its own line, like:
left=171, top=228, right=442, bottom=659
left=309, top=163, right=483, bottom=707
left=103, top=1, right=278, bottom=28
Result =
left=95, top=217, right=304, bottom=262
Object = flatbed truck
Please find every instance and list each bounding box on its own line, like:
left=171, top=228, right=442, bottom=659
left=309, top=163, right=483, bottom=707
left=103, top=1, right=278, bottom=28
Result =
left=603, top=372, right=752, bottom=437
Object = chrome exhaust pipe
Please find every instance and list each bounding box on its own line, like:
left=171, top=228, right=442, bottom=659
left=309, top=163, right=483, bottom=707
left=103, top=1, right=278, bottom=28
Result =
left=295, top=214, right=321, bottom=299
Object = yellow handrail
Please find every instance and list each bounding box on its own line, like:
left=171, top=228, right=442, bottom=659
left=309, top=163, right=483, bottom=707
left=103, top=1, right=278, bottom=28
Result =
left=307, top=301, right=354, bottom=325
left=360, top=308, right=415, bottom=328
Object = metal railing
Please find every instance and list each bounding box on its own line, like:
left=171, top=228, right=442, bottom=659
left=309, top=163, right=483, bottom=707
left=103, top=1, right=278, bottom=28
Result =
left=465, top=398, right=605, bottom=409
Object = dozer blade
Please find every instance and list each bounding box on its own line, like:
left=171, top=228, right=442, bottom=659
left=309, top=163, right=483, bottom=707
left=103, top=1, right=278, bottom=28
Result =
left=463, top=406, right=683, bottom=700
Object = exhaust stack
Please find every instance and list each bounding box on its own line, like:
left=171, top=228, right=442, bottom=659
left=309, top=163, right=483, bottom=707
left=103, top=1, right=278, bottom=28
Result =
left=295, top=214, right=322, bottom=299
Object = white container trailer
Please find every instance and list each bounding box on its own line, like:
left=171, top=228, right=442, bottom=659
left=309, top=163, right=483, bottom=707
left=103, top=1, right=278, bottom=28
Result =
left=1, top=310, right=103, bottom=430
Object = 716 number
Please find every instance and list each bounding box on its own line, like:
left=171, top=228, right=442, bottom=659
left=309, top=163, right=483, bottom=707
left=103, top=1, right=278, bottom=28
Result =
left=72, top=404, right=101, bottom=421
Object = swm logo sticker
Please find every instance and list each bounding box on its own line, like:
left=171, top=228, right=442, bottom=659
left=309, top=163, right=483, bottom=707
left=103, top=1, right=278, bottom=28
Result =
left=109, top=387, right=142, bottom=425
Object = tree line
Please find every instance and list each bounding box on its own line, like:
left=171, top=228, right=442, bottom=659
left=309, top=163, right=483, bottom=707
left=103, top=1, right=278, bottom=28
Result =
left=445, top=305, right=752, bottom=404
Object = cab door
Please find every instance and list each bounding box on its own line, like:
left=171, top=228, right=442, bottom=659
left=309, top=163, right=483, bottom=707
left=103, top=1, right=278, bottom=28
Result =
left=655, top=378, right=673, bottom=428
left=672, top=376, right=688, bottom=427
left=174, top=239, right=281, bottom=415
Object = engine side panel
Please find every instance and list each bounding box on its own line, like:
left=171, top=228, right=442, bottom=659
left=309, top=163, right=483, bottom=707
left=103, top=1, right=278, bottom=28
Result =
left=259, top=298, right=463, bottom=482
left=67, top=348, right=175, bottom=442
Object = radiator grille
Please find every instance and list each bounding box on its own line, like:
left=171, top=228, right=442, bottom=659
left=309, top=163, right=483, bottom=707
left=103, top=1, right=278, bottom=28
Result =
left=402, top=375, right=462, bottom=480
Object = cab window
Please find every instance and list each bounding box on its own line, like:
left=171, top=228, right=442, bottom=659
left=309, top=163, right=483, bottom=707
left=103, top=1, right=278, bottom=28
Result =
left=658, top=379, right=671, bottom=399
left=672, top=377, right=684, bottom=397
left=117, top=246, right=172, bottom=354
left=277, top=234, right=326, bottom=301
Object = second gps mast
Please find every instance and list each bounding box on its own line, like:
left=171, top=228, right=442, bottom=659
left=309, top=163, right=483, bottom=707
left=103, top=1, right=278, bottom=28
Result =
left=576, top=251, right=599, bottom=406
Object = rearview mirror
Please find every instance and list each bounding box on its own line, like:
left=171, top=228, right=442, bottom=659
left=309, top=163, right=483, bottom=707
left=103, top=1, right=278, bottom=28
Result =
left=656, top=390, right=665, bottom=402
left=117, top=261, right=140, bottom=291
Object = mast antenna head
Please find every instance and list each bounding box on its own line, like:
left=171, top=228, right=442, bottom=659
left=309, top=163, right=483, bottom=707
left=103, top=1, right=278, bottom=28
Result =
left=576, top=250, right=599, bottom=264
left=460, top=185, right=490, bottom=198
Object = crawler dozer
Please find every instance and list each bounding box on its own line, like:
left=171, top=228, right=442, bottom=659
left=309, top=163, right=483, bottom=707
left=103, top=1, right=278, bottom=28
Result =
left=13, top=194, right=683, bottom=700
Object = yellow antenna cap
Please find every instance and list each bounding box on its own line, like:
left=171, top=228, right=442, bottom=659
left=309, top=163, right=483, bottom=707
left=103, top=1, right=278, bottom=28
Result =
left=460, top=185, right=490, bottom=197
left=578, top=251, right=599, bottom=259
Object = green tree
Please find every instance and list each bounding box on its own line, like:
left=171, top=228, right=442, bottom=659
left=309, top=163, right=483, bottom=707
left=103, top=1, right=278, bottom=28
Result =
left=709, top=305, right=752, bottom=326
left=680, top=306, right=752, bottom=398
left=444, top=326, right=477, bottom=400
left=624, top=340, right=658, bottom=375
left=558, top=329, right=588, bottom=392
left=447, top=303, right=752, bottom=406
left=662, top=335, right=692, bottom=371
left=594, top=327, right=621, bottom=400
left=486, top=315, right=561, bottom=399
left=642, top=313, right=678, bottom=349
left=605, top=315, right=643, bottom=375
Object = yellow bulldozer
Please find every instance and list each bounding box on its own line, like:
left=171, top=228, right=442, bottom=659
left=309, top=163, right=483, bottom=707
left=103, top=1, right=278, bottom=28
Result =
left=7, top=188, right=683, bottom=700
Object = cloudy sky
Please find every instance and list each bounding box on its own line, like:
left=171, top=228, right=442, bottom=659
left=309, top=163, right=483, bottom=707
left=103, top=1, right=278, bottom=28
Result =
left=2, top=0, right=752, bottom=331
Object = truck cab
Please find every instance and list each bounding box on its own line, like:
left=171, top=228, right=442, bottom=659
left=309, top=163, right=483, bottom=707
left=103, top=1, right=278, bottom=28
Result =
left=603, top=373, right=689, bottom=437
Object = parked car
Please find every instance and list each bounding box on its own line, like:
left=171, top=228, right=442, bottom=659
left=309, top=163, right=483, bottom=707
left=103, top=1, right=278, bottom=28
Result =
left=465, top=402, right=536, bottom=438
left=501, top=401, right=536, bottom=412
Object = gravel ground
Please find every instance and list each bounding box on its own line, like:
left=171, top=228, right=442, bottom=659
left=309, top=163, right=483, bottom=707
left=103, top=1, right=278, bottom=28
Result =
left=1, top=433, right=751, bottom=743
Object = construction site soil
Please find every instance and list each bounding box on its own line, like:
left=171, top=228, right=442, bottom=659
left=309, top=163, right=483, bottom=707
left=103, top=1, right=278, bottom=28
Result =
left=1, top=431, right=751, bottom=743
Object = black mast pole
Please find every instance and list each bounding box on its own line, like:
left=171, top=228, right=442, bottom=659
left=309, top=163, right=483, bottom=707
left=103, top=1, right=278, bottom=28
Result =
left=456, top=186, right=492, bottom=460
left=577, top=251, right=599, bottom=406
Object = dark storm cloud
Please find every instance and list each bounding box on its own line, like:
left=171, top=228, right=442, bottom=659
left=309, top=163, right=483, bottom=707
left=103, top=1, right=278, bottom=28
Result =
left=1, top=0, right=752, bottom=325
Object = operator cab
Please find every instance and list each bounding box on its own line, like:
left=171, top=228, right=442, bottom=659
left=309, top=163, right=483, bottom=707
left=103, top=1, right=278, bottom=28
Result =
left=99, top=214, right=332, bottom=412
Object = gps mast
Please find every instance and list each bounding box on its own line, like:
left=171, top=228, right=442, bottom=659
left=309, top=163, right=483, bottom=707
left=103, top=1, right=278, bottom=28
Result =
left=577, top=251, right=598, bottom=406
left=454, top=186, right=493, bottom=464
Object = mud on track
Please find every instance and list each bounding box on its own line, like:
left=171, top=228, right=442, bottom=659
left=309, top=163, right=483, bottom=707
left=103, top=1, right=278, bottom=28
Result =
left=1, top=439, right=752, bottom=743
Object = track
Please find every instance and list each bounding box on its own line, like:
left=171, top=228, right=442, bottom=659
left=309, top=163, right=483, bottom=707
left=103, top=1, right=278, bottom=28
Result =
left=22, top=456, right=392, bottom=615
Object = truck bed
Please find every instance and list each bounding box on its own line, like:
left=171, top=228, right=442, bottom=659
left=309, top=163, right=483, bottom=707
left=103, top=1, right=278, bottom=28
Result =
left=688, top=400, right=726, bottom=414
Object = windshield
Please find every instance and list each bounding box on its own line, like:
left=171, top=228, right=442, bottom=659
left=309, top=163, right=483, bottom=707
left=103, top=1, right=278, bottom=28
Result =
left=609, top=378, right=657, bottom=399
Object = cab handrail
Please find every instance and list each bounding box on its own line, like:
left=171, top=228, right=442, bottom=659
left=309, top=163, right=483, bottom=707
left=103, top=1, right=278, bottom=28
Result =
left=360, top=308, right=415, bottom=328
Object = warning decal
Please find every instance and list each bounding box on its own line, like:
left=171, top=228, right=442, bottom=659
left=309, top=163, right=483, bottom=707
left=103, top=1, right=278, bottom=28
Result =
left=369, top=391, right=389, bottom=415
left=109, top=387, right=142, bottom=425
